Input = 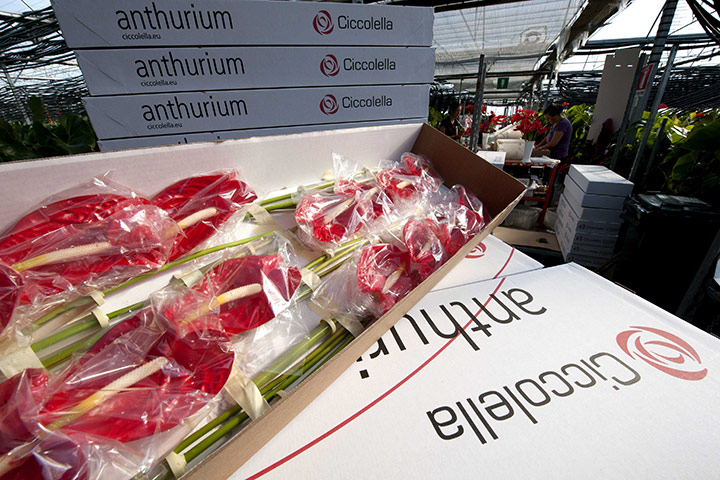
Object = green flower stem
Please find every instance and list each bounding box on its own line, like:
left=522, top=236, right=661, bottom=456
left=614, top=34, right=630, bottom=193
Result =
left=262, top=199, right=296, bottom=212
left=180, top=327, right=351, bottom=466
left=41, top=330, right=105, bottom=369
left=174, top=321, right=337, bottom=453
left=104, top=232, right=276, bottom=295
left=31, top=300, right=145, bottom=353
left=259, top=181, right=335, bottom=206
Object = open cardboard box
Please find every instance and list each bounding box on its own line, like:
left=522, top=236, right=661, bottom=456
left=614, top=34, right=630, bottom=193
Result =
left=0, top=123, right=525, bottom=478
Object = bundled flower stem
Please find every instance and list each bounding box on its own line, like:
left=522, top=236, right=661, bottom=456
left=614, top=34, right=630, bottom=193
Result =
left=158, top=321, right=355, bottom=479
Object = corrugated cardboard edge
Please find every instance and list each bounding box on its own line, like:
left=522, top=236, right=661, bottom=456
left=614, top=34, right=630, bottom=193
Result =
left=183, top=125, right=525, bottom=480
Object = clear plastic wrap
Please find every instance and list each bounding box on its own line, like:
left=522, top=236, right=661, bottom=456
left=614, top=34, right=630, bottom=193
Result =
left=0, top=286, right=236, bottom=480
left=432, top=184, right=491, bottom=256
left=0, top=202, right=176, bottom=338
left=150, top=171, right=258, bottom=261
left=374, top=152, right=443, bottom=205
left=0, top=174, right=148, bottom=261
left=294, top=154, right=395, bottom=252
left=0, top=231, right=307, bottom=479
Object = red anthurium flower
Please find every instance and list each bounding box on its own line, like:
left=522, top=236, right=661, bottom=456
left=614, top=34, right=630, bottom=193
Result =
left=151, top=173, right=257, bottom=261
left=0, top=195, right=149, bottom=267
left=697, top=112, right=706, bottom=117
left=376, top=155, right=442, bottom=202
left=658, top=103, right=668, bottom=109
left=357, top=244, right=416, bottom=315
left=402, top=218, right=448, bottom=282
left=0, top=368, right=49, bottom=456
left=562, top=102, right=570, bottom=107
left=295, top=188, right=385, bottom=246
left=295, top=192, right=362, bottom=244
left=0, top=263, right=22, bottom=330
left=334, top=180, right=372, bottom=196
left=184, top=254, right=302, bottom=336
left=0, top=303, right=235, bottom=479
left=6, top=204, right=175, bottom=309
left=41, top=311, right=232, bottom=443
left=0, top=433, right=86, bottom=480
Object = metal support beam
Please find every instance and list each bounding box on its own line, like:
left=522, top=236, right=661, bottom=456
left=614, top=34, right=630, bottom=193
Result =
left=469, top=54, right=486, bottom=152
left=642, top=117, right=668, bottom=190
left=629, top=44, right=678, bottom=183
left=629, top=0, right=679, bottom=127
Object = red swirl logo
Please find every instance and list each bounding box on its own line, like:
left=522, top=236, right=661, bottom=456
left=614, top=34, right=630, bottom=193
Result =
left=617, top=326, right=707, bottom=381
left=320, top=54, right=340, bottom=77
left=313, top=10, right=334, bottom=35
left=320, top=94, right=338, bottom=115
left=466, top=242, right=487, bottom=259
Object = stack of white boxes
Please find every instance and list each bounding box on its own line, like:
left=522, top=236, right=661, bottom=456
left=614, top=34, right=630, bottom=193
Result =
left=51, top=0, right=434, bottom=151
left=556, top=165, right=633, bottom=268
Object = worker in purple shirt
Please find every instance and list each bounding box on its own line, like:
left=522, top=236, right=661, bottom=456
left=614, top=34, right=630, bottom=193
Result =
left=533, top=104, right=572, bottom=161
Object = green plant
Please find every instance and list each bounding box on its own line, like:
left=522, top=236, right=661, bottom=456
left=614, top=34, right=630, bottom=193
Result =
left=428, top=106, right=445, bottom=129
left=657, top=117, right=720, bottom=206
left=0, top=97, right=97, bottom=163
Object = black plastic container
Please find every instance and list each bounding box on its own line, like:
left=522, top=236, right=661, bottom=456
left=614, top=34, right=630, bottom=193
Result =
left=613, top=194, right=720, bottom=315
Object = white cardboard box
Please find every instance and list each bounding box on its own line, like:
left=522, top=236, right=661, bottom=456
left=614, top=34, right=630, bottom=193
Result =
left=563, top=174, right=626, bottom=210
left=52, top=0, right=434, bottom=48
left=567, top=164, right=634, bottom=197
left=84, top=84, right=431, bottom=139
left=97, top=118, right=427, bottom=151
left=77, top=46, right=435, bottom=95
left=228, top=263, right=720, bottom=479
left=556, top=195, right=622, bottom=236
left=555, top=213, right=618, bottom=248
left=0, top=124, right=527, bottom=480
left=558, top=193, right=622, bottom=223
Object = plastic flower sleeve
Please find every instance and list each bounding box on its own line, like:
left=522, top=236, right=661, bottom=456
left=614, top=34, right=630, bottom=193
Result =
left=151, top=171, right=258, bottom=261
left=0, top=284, right=236, bottom=480
left=0, top=202, right=176, bottom=336
left=431, top=185, right=490, bottom=256
left=375, top=152, right=443, bottom=205
left=0, top=174, right=149, bottom=263
left=401, top=217, right=449, bottom=283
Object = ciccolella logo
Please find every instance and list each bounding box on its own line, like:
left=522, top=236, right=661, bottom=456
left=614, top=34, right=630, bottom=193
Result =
left=320, top=54, right=340, bottom=77
left=616, top=326, right=707, bottom=381
left=313, top=10, right=333, bottom=35
left=320, top=94, right=338, bottom=115
left=466, top=242, right=487, bottom=259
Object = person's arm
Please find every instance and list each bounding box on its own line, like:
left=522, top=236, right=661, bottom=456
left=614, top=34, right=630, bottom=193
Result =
left=543, top=131, right=565, bottom=149
left=439, top=125, right=448, bottom=135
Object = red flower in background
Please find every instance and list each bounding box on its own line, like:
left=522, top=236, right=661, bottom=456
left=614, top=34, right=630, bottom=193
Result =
left=562, top=102, right=569, bottom=107
left=658, top=104, right=668, bottom=109
left=357, top=244, right=416, bottom=315
left=151, top=173, right=257, bottom=261
left=697, top=112, right=706, bottom=117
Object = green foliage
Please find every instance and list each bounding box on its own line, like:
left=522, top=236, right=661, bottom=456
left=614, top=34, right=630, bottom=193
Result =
left=658, top=117, right=720, bottom=206
left=428, top=107, right=445, bottom=129
left=0, top=97, right=97, bottom=163
left=564, top=104, right=593, bottom=162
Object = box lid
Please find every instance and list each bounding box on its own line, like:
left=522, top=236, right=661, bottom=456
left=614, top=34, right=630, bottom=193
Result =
left=568, top=165, right=633, bottom=197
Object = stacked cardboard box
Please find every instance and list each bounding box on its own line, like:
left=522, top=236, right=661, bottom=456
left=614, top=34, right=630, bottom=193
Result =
left=556, top=165, right=633, bottom=268
left=51, top=0, right=434, bottom=150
